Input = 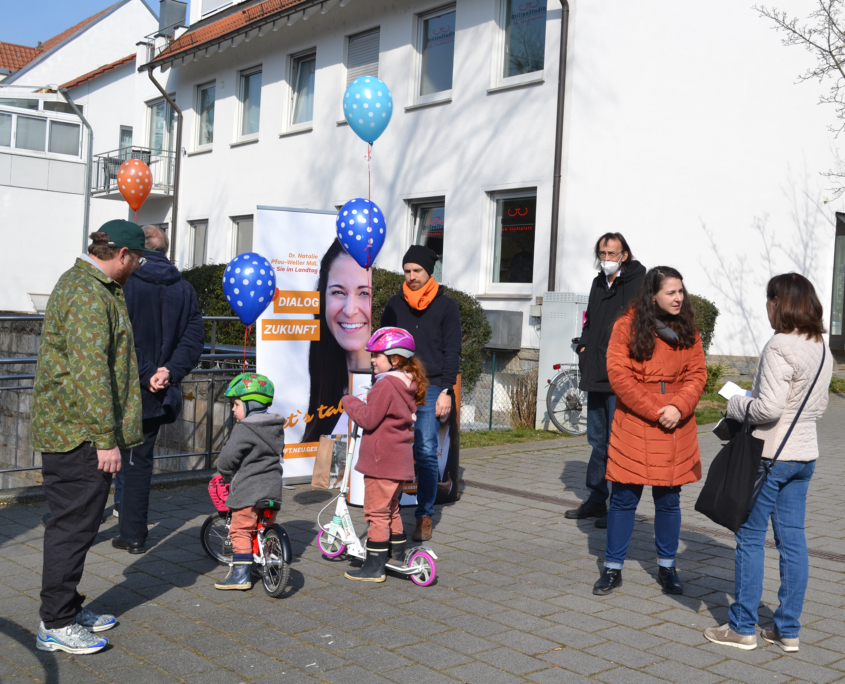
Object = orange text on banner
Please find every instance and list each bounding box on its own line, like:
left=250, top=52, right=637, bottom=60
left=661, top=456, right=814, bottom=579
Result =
left=274, top=290, right=320, bottom=315
left=262, top=319, right=320, bottom=341
left=284, top=442, right=319, bottom=459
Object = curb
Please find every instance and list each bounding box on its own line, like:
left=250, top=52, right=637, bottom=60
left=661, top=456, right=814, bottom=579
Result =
left=0, top=468, right=217, bottom=506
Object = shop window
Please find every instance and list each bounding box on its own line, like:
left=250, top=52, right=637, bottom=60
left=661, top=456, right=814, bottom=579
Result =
left=418, top=6, right=456, bottom=99
left=493, top=194, right=536, bottom=284
left=502, top=0, right=547, bottom=78
left=413, top=201, right=445, bottom=282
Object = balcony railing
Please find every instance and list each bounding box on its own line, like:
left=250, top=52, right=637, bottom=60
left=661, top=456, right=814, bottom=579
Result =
left=91, top=145, right=176, bottom=197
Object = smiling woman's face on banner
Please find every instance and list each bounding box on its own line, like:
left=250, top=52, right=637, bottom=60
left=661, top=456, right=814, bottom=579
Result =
left=325, top=254, right=372, bottom=357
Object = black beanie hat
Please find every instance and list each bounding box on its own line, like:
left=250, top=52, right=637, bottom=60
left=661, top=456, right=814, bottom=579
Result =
left=402, top=245, right=439, bottom=277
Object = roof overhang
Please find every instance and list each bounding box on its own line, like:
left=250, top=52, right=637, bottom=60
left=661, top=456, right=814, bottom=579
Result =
left=141, top=0, right=352, bottom=73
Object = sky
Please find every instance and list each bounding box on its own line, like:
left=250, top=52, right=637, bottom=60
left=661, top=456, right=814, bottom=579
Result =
left=0, top=1, right=195, bottom=47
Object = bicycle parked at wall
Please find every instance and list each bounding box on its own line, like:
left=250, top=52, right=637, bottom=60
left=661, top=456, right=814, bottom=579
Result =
left=545, top=337, right=589, bottom=435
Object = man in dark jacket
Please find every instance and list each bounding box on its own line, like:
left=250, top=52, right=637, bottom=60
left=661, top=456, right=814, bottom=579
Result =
left=112, top=226, right=204, bottom=553
left=566, top=233, right=645, bottom=528
left=381, top=245, right=461, bottom=541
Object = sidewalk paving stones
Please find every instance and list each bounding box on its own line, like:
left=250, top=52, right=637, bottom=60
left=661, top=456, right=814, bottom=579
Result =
left=0, top=395, right=844, bottom=682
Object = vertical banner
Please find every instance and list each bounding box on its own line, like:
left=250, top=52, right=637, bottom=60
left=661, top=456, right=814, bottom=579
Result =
left=254, top=206, right=374, bottom=482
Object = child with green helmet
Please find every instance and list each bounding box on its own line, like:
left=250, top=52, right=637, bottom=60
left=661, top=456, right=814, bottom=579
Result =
left=214, top=372, right=285, bottom=590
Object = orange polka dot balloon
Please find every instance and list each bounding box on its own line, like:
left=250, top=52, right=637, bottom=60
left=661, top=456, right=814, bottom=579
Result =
left=117, top=159, right=152, bottom=212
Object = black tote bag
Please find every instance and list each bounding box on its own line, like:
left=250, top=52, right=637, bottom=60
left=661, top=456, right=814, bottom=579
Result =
left=694, top=408, right=764, bottom=533
left=695, top=346, right=826, bottom=533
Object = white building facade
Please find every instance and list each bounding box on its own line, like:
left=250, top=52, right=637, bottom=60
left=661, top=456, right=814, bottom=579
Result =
left=145, top=0, right=845, bottom=361
left=0, top=0, right=162, bottom=313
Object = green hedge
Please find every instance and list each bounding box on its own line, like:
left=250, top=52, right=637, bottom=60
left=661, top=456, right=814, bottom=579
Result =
left=181, top=264, right=492, bottom=391
left=689, top=293, right=719, bottom=354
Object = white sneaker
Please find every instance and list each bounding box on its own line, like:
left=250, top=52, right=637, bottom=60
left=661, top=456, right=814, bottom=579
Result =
left=112, top=502, right=120, bottom=518
left=36, top=621, right=109, bottom=654
left=75, top=606, right=117, bottom=632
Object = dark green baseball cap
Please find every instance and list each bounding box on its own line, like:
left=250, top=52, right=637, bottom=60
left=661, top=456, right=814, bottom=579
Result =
left=98, top=220, right=145, bottom=250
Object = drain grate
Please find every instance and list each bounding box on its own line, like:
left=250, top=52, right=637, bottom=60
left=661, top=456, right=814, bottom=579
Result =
left=462, top=479, right=845, bottom=565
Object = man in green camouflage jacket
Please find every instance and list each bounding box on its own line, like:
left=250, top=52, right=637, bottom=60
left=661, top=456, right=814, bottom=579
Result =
left=32, top=220, right=145, bottom=656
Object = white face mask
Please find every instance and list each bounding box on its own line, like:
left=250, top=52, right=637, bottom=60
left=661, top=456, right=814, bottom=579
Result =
left=601, top=259, right=621, bottom=277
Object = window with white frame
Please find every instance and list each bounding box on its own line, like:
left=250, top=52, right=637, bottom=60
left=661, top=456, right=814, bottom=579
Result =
left=290, top=51, right=316, bottom=127
left=148, top=98, right=176, bottom=153
left=0, top=113, right=10, bottom=147
left=502, top=0, right=547, bottom=79
left=418, top=6, right=456, bottom=100
left=119, top=126, right=133, bottom=151
left=191, top=221, right=208, bottom=267
left=412, top=200, right=445, bottom=282
left=197, top=82, right=215, bottom=147
left=0, top=110, right=81, bottom=156
left=239, top=67, right=262, bottom=138
left=492, top=192, right=536, bottom=285
left=233, top=216, right=254, bottom=255
left=347, top=29, right=380, bottom=85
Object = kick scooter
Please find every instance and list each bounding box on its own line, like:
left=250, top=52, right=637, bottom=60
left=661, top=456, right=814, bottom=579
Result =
left=317, top=425, right=438, bottom=586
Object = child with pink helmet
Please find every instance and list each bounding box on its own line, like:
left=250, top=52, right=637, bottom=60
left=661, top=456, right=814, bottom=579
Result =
left=341, top=327, right=428, bottom=582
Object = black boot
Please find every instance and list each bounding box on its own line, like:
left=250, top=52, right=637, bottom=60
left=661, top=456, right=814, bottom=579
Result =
left=594, top=515, right=608, bottom=529
left=592, top=567, right=622, bottom=595
left=658, top=565, right=683, bottom=595
left=345, top=542, right=388, bottom=582
left=564, top=500, right=607, bottom=520
left=386, top=533, right=407, bottom=569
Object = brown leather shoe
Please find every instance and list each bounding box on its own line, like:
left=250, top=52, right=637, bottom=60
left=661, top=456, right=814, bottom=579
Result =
left=413, top=516, right=432, bottom=541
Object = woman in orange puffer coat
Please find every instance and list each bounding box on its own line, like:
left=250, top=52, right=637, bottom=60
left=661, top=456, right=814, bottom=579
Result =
left=592, top=266, right=707, bottom=598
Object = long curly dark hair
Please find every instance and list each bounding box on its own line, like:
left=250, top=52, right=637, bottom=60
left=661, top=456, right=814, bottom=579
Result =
left=628, top=266, right=698, bottom=361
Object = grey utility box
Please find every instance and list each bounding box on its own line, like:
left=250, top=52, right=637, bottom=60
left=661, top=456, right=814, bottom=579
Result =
left=484, top=310, right=523, bottom=351
left=535, top=292, right=589, bottom=430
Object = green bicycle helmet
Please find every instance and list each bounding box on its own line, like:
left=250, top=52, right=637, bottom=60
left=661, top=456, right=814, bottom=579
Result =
left=225, top=373, right=275, bottom=405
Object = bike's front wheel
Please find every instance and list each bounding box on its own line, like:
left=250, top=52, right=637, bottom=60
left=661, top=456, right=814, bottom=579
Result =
left=546, top=370, right=588, bottom=435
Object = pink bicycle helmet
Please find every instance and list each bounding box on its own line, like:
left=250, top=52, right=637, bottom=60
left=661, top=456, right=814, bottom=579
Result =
left=365, top=327, right=416, bottom=358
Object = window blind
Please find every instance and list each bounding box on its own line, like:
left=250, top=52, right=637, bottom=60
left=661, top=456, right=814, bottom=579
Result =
left=202, top=0, right=232, bottom=17
left=347, top=29, right=380, bottom=85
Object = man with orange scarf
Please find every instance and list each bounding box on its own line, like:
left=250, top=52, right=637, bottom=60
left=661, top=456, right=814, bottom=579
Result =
left=381, top=245, right=461, bottom=541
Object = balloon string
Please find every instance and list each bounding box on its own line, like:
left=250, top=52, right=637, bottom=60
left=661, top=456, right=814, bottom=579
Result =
left=243, top=325, right=252, bottom=372
left=367, top=143, right=372, bottom=268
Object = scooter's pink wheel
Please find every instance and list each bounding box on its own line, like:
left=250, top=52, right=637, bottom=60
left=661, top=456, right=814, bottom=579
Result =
left=318, top=528, right=346, bottom=558
left=409, top=550, right=437, bottom=586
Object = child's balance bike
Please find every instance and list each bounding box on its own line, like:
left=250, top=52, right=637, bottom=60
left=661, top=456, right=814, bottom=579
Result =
left=317, top=426, right=438, bottom=586
left=201, top=481, right=293, bottom=598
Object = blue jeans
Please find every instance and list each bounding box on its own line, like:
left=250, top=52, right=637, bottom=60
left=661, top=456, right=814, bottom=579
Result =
left=605, top=483, right=682, bottom=568
left=414, top=385, right=441, bottom=519
left=729, top=460, right=815, bottom=638
left=586, top=392, right=616, bottom=504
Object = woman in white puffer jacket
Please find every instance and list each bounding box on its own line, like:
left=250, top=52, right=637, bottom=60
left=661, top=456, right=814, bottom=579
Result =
left=705, top=274, right=833, bottom=653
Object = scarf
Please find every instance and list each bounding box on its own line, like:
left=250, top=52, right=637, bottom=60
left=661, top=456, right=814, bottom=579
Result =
left=655, top=318, right=679, bottom=347
left=403, top=276, right=439, bottom=311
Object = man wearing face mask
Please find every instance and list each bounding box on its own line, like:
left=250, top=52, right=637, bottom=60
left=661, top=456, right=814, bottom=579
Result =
left=565, top=233, right=645, bottom=528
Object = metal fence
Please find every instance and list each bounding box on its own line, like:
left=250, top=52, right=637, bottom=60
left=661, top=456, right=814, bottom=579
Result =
left=0, top=315, right=252, bottom=488
left=459, top=353, right=539, bottom=432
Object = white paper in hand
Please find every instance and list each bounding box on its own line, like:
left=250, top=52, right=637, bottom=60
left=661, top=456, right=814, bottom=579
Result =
left=718, top=381, right=752, bottom=401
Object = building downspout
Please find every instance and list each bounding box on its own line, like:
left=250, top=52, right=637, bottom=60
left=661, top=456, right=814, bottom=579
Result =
left=58, top=88, right=92, bottom=253
left=547, top=0, right=570, bottom=293
left=147, top=68, right=182, bottom=264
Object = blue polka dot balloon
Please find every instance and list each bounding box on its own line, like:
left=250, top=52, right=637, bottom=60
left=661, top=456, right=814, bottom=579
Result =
left=222, top=252, right=277, bottom=326
left=336, top=198, right=386, bottom=269
left=343, top=76, right=393, bottom=145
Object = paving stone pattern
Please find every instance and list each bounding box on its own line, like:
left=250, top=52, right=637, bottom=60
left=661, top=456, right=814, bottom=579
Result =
left=1, top=396, right=844, bottom=683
